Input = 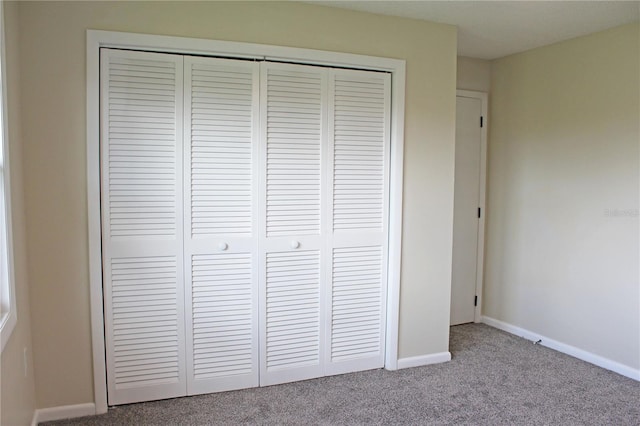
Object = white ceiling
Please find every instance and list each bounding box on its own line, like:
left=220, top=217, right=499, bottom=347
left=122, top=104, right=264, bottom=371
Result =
left=308, top=1, right=640, bottom=60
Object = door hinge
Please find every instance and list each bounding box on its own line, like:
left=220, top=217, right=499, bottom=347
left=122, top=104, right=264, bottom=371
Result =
left=474, top=295, right=478, bottom=306
left=480, top=116, right=483, bottom=128
left=478, top=207, right=481, bottom=218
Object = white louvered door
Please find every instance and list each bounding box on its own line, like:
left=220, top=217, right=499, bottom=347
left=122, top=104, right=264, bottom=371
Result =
left=325, top=69, right=390, bottom=375
left=258, top=64, right=391, bottom=386
left=183, top=57, right=260, bottom=394
left=101, top=49, right=186, bottom=405
left=102, top=50, right=391, bottom=403
left=259, top=62, right=327, bottom=386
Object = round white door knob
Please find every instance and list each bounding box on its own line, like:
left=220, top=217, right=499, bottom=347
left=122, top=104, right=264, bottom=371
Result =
left=290, top=240, right=300, bottom=249
left=218, top=242, right=228, bottom=251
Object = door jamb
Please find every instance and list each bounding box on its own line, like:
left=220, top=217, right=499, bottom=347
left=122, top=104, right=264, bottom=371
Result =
left=87, top=30, right=406, bottom=414
left=455, top=90, right=488, bottom=323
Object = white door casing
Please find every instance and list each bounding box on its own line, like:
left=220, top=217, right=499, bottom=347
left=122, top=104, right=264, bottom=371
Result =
left=450, top=91, right=487, bottom=326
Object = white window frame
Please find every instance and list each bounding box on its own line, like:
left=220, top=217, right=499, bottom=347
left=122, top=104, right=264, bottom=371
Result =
left=87, top=30, right=406, bottom=414
left=0, top=1, right=17, bottom=353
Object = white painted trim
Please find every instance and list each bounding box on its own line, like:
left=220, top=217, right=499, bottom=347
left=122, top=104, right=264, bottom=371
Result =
left=86, top=30, right=108, bottom=415
left=0, top=0, right=18, bottom=354
left=31, top=403, right=97, bottom=426
left=482, top=316, right=640, bottom=381
left=385, top=61, right=405, bottom=371
left=85, top=30, right=404, bottom=71
left=397, top=352, right=452, bottom=370
left=455, top=89, right=488, bottom=324
left=87, top=29, right=405, bottom=404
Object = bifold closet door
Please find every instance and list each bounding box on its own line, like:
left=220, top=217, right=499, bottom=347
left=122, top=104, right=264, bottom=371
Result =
left=102, top=50, right=391, bottom=402
left=258, top=63, right=391, bottom=386
left=325, top=69, right=390, bottom=376
left=259, top=62, right=327, bottom=386
left=101, top=49, right=187, bottom=405
left=183, top=57, right=260, bottom=394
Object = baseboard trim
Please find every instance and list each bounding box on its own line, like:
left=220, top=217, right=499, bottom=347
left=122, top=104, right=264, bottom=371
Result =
left=397, top=351, right=451, bottom=369
left=481, top=316, right=640, bottom=382
left=31, top=403, right=96, bottom=426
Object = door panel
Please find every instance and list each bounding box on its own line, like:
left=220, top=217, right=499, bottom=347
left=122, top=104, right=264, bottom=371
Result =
left=259, top=62, right=326, bottom=386
left=183, top=57, right=260, bottom=395
left=101, top=49, right=187, bottom=405
left=264, top=249, right=322, bottom=383
left=451, top=96, right=482, bottom=326
left=189, top=252, right=256, bottom=391
left=329, top=245, right=384, bottom=367
left=264, top=66, right=324, bottom=237
left=325, top=69, right=390, bottom=375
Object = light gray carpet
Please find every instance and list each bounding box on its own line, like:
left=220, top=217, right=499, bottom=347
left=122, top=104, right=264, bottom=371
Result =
left=44, top=324, right=640, bottom=425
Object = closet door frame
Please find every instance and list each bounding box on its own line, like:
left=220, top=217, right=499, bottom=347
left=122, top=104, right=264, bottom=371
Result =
left=87, top=30, right=406, bottom=415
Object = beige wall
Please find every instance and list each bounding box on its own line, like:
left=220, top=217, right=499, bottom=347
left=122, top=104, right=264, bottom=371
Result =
left=456, top=56, right=491, bottom=92
left=16, top=1, right=457, bottom=408
left=1, top=1, right=37, bottom=425
left=485, top=23, right=639, bottom=369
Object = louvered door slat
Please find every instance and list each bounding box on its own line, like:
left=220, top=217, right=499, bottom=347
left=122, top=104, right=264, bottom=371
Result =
left=189, top=61, right=254, bottom=237
left=101, top=49, right=186, bottom=405
left=331, top=246, right=383, bottom=363
left=184, top=57, right=259, bottom=395
left=265, top=66, right=323, bottom=237
left=333, top=73, right=389, bottom=232
left=191, top=253, right=253, bottom=379
left=265, top=250, right=321, bottom=371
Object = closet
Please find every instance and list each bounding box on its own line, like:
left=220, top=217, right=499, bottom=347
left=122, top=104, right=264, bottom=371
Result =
left=100, top=48, right=390, bottom=405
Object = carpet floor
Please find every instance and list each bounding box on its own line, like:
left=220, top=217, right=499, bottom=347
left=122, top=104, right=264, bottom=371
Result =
left=44, top=324, right=640, bottom=425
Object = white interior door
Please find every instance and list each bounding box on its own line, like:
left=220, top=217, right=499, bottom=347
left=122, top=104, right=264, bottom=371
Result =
left=101, top=49, right=187, bottom=405
left=183, top=56, right=260, bottom=395
left=451, top=95, right=483, bottom=326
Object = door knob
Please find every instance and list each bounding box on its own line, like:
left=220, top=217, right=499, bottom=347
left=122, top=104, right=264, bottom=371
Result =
left=218, top=242, right=228, bottom=251
left=290, top=240, right=300, bottom=249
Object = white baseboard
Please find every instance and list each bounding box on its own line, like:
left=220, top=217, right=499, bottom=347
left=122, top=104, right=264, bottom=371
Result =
left=397, top=351, right=451, bottom=369
left=31, top=403, right=96, bottom=426
left=481, top=316, right=640, bottom=382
